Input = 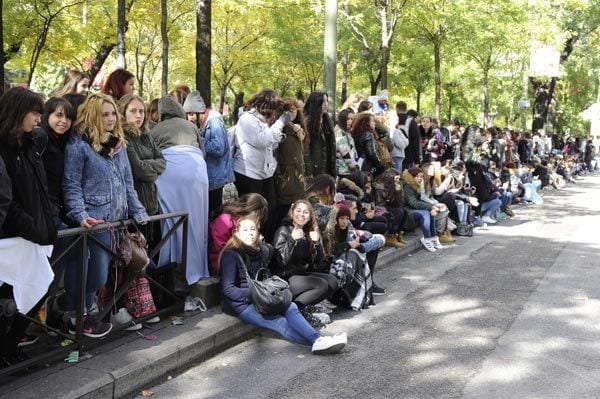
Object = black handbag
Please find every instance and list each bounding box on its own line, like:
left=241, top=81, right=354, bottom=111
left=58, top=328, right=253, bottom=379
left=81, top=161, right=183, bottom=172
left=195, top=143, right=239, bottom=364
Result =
left=233, top=252, right=292, bottom=315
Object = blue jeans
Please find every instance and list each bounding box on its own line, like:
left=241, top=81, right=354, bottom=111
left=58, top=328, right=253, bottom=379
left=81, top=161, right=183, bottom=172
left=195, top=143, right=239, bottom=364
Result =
left=361, top=234, right=385, bottom=253
left=64, top=230, right=113, bottom=313
left=411, top=210, right=436, bottom=238
left=238, top=302, right=321, bottom=346
left=500, top=191, right=512, bottom=210
left=481, top=198, right=502, bottom=217
left=392, top=156, right=404, bottom=172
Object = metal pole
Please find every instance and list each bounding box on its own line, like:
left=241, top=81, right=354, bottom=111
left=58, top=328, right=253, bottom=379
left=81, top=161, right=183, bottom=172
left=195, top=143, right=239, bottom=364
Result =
left=324, top=0, right=338, bottom=113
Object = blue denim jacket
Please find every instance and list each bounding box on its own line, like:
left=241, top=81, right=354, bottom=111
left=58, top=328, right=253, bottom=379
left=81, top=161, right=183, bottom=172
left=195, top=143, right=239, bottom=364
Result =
left=203, top=112, right=234, bottom=190
left=63, top=134, right=148, bottom=226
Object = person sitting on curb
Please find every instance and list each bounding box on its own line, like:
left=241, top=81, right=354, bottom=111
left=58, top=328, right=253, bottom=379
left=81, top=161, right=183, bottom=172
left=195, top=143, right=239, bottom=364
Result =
left=219, top=214, right=347, bottom=355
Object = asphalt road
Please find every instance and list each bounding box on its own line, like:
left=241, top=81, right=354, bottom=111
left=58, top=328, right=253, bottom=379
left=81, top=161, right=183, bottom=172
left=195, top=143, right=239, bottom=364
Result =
left=139, top=174, right=600, bottom=399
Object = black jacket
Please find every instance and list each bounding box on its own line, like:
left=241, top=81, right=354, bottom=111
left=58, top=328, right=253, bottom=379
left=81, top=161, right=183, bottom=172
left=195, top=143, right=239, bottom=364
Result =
left=39, top=126, right=70, bottom=225
left=304, top=114, right=337, bottom=178
left=0, top=157, right=11, bottom=238
left=398, top=113, right=421, bottom=165
left=272, top=220, right=326, bottom=278
left=354, top=131, right=381, bottom=172
left=0, top=132, right=57, bottom=245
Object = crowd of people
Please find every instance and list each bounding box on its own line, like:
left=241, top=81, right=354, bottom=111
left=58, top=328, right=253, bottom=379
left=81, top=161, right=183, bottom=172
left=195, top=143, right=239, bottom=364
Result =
left=0, top=70, right=598, bottom=369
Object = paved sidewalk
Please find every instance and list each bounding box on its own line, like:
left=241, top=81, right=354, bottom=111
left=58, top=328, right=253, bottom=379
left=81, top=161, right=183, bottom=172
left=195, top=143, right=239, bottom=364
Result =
left=0, top=234, right=423, bottom=399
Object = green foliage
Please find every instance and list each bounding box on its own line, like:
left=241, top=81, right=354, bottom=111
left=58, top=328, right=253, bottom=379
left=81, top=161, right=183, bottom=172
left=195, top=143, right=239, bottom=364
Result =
left=1, top=0, right=599, bottom=131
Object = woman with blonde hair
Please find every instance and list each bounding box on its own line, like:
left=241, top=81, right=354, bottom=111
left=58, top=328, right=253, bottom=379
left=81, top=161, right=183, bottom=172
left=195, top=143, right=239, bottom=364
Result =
left=63, top=93, right=148, bottom=337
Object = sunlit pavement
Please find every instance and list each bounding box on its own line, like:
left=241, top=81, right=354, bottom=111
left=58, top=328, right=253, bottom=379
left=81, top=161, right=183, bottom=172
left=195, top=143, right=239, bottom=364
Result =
left=141, top=174, right=600, bottom=399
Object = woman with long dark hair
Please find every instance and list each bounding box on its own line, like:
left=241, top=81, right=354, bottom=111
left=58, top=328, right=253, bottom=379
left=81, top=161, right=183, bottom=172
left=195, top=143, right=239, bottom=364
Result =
left=0, top=87, right=57, bottom=366
left=303, top=91, right=336, bottom=178
left=352, top=113, right=382, bottom=175
left=273, top=99, right=308, bottom=226
left=273, top=200, right=337, bottom=326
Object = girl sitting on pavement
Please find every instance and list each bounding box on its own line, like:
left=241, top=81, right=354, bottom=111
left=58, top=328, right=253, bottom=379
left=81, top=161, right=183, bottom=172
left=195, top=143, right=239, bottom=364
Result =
left=219, top=215, right=347, bottom=355
left=272, top=200, right=337, bottom=326
left=208, top=193, right=268, bottom=275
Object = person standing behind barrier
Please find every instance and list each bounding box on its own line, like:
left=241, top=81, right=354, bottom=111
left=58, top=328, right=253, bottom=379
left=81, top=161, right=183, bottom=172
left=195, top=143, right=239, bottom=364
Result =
left=352, top=113, right=383, bottom=176
left=101, top=69, right=135, bottom=101
left=150, top=96, right=210, bottom=285
left=219, top=215, right=347, bottom=354
left=52, top=70, right=91, bottom=98
left=0, top=87, right=57, bottom=366
left=0, top=157, right=10, bottom=238
left=303, top=91, right=337, bottom=179
left=118, top=94, right=165, bottom=247
left=273, top=99, right=308, bottom=227
left=396, top=101, right=421, bottom=169
left=233, top=89, right=290, bottom=242
left=63, top=93, right=149, bottom=338
left=334, top=108, right=359, bottom=177
left=184, top=91, right=233, bottom=218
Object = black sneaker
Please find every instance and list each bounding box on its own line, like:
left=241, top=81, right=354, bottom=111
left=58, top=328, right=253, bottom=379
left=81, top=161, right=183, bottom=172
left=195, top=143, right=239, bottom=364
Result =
left=69, top=316, right=113, bottom=338
left=372, top=285, right=386, bottom=296
left=17, top=334, right=39, bottom=347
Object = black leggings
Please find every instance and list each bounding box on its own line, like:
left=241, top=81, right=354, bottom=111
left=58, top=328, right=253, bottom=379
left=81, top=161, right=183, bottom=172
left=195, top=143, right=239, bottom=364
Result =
left=288, top=272, right=338, bottom=309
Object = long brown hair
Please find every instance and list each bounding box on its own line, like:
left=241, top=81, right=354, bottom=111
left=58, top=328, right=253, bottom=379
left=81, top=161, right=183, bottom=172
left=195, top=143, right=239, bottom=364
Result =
left=0, top=87, right=44, bottom=148
left=351, top=112, right=374, bottom=139
left=217, top=214, right=260, bottom=272
left=118, top=94, right=149, bottom=136
left=51, top=69, right=90, bottom=97
left=288, top=199, right=320, bottom=255
left=101, top=69, right=134, bottom=100
left=221, top=193, right=269, bottom=226
left=244, top=88, right=285, bottom=125
left=284, top=98, right=309, bottom=147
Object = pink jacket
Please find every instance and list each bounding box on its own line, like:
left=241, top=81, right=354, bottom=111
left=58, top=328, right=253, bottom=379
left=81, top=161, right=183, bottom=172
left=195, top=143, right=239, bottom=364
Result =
left=209, top=213, right=236, bottom=274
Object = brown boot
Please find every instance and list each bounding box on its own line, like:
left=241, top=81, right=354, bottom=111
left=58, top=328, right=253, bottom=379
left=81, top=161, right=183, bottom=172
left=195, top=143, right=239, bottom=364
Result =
left=385, top=234, right=404, bottom=248
left=396, top=232, right=407, bottom=245
left=438, top=231, right=455, bottom=244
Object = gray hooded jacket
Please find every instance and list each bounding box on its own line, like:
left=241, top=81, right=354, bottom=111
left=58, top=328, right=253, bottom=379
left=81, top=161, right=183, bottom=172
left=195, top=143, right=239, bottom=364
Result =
left=150, top=96, right=204, bottom=152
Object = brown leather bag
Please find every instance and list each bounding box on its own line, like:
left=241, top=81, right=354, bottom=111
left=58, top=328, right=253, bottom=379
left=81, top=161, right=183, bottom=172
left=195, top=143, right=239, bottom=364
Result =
left=116, top=223, right=150, bottom=273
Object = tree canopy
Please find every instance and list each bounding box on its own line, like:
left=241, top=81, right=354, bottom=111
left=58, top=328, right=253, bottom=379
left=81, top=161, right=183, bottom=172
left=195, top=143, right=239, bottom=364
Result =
left=2, top=0, right=600, bottom=134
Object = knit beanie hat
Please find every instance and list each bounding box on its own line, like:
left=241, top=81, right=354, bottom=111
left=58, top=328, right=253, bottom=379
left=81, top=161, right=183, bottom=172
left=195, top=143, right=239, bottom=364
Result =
left=183, top=90, right=206, bottom=114
left=335, top=202, right=352, bottom=219
left=407, top=166, right=422, bottom=177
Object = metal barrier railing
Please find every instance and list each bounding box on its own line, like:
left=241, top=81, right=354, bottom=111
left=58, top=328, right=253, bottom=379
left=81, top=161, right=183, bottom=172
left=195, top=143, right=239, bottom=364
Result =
left=0, top=211, right=189, bottom=377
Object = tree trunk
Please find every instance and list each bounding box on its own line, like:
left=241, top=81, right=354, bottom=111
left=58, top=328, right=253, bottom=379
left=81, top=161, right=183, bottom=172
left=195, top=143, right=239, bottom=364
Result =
left=160, top=0, right=168, bottom=96
left=341, top=53, right=348, bottom=105
left=196, top=0, right=211, bottom=105
left=232, top=91, right=244, bottom=124
left=89, top=44, right=115, bottom=83
left=323, top=0, right=337, bottom=113
left=219, top=85, right=226, bottom=114
left=416, top=90, right=421, bottom=114
left=482, top=70, right=490, bottom=127
left=0, top=0, right=4, bottom=94
left=433, top=40, right=441, bottom=121
left=381, top=45, right=390, bottom=91
left=116, top=0, right=127, bottom=69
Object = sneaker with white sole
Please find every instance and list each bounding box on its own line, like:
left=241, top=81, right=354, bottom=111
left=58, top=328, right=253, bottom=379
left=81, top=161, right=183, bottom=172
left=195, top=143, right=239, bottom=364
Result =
left=432, top=236, right=446, bottom=250
left=69, top=316, right=113, bottom=338
left=312, top=334, right=347, bottom=354
left=145, top=316, right=160, bottom=324
left=320, top=299, right=337, bottom=310
left=420, top=237, right=437, bottom=252
left=110, top=308, right=142, bottom=331
left=314, top=303, right=333, bottom=314
left=481, top=215, right=497, bottom=224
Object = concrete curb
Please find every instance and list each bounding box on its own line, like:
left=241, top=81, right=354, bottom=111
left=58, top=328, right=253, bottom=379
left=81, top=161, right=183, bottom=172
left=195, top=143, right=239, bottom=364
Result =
left=1, top=237, right=423, bottom=399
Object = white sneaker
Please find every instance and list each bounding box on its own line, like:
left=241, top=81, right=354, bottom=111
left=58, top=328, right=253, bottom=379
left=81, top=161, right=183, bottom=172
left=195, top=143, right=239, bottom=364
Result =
left=432, top=236, right=446, bottom=250
left=420, top=237, right=437, bottom=252
left=312, top=334, right=347, bottom=354
left=312, top=312, right=331, bottom=325
left=145, top=316, right=160, bottom=324
left=447, top=219, right=457, bottom=231
left=481, top=215, right=497, bottom=224
left=110, top=308, right=142, bottom=331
